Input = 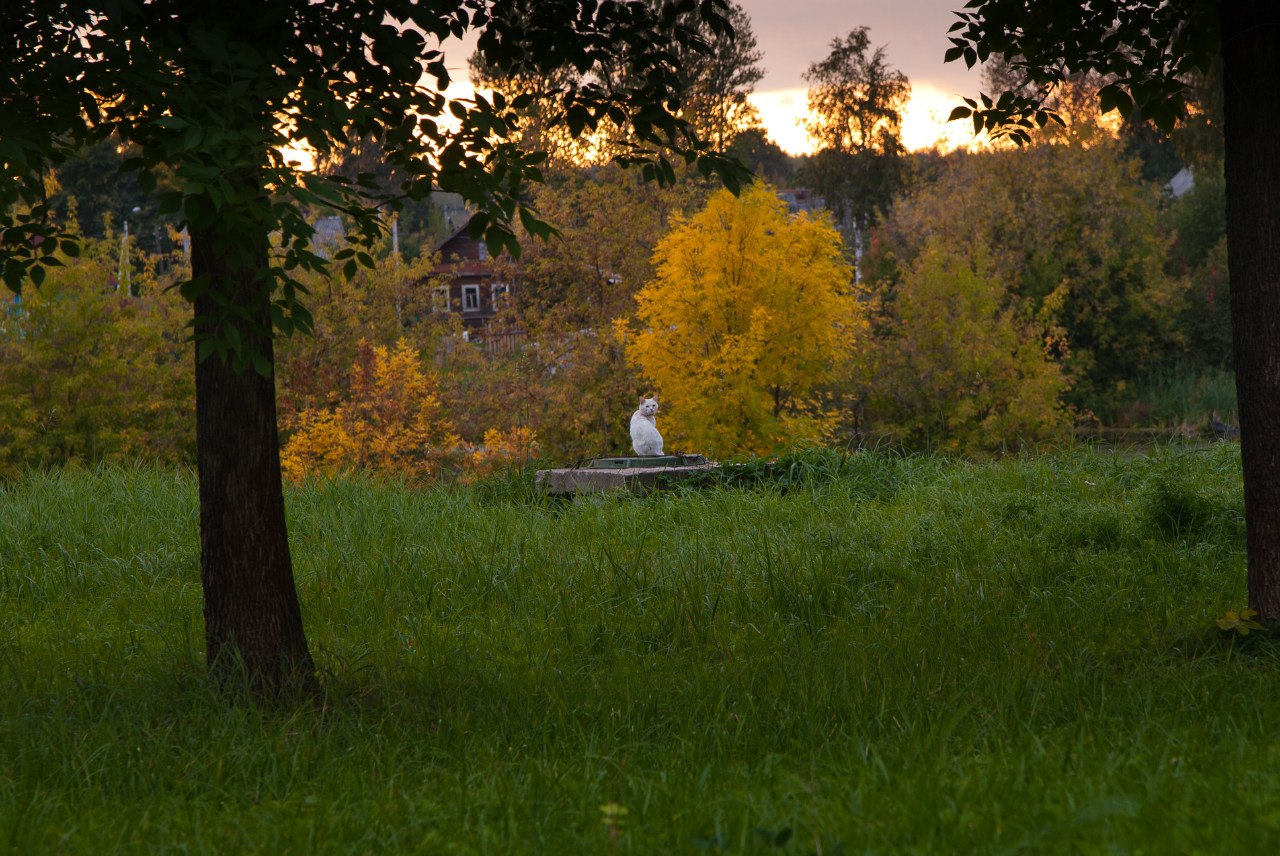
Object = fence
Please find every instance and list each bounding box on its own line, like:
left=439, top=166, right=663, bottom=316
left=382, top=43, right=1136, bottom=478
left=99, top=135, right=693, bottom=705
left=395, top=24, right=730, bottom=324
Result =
left=478, top=326, right=527, bottom=355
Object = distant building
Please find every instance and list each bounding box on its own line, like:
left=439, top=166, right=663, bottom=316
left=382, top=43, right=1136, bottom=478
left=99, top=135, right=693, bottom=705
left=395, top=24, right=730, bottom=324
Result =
left=1165, top=166, right=1195, bottom=199
left=311, top=215, right=346, bottom=259
left=433, top=192, right=470, bottom=235
left=427, top=224, right=513, bottom=330
left=776, top=187, right=826, bottom=215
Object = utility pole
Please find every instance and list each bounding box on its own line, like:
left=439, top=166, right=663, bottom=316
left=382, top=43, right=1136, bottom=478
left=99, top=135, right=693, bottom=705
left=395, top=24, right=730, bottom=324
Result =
left=117, top=205, right=141, bottom=295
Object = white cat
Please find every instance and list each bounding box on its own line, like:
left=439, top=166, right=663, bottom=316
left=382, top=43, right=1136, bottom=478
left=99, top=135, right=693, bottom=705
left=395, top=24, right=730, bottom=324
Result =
left=630, top=396, right=664, bottom=456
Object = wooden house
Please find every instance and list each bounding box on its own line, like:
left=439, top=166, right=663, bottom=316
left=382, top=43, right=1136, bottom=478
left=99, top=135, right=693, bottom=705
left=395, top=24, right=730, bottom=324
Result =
left=427, top=224, right=512, bottom=329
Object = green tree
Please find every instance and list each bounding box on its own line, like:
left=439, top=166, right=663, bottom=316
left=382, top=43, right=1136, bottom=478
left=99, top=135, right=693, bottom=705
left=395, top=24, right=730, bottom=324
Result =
left=1165, top=164, right=1230, bottom=368
left=727, top=127, right=795, bottom=186
left=466, top=53, right=585, bottom=167
left=310, top=134, right=448, bottom=263
left=859, top=240, right=1071, bottom=453
left=0, top=232, right=193, bottom=478
left=49, top=134, right=174, bottom=243
left=622, top=184, right=864, bottom=456
left=801, top=27, right=910, bottom=256
left=946, top=0, right=1280, bottom=619
left=2, top=0, right=749, bottom=697
left=876, top=141, right=1185, bottom=412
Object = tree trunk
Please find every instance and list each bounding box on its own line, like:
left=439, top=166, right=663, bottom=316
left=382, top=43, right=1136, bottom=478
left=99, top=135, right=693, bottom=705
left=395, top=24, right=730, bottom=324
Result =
left=1221, top=1, right=1280, bottom=620
left=190, top=224, right=318, bottom=698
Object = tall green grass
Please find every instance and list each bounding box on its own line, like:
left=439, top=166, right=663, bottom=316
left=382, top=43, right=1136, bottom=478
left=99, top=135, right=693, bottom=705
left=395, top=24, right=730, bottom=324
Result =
left=1111, top=360, right=1238, bottom=428
left=2, top=446, right=1274, bottom=854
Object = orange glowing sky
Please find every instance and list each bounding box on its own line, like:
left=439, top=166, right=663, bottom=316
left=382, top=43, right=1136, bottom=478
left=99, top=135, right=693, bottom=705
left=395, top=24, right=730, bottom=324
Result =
left=748, top=81, right=978, bottom=155
left=731, top=0, right=985, bottom=154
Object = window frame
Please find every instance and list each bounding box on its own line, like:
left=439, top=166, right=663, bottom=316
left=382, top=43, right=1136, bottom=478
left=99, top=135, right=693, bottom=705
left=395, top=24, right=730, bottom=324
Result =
left=462, top=284, right=481, bottom=311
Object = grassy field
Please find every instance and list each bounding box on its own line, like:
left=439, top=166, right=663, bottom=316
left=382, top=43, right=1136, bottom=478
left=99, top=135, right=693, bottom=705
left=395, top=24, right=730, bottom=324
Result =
left=1, top=445, right=1276, bottom=854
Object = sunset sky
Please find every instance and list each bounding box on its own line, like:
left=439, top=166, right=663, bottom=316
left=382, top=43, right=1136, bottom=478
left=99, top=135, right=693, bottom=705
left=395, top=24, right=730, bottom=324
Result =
left=432, top=0, right=987, bottom=155
left=732, top=0, right=984, bottom=153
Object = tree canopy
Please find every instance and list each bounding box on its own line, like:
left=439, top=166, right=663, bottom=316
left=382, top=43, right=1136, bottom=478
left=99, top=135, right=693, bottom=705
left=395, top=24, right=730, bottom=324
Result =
left=878, top=140, right=1184, bottom=408
left=945, top=0, right=1218, bottom=143
left=3, top=1, right=750, bottom=359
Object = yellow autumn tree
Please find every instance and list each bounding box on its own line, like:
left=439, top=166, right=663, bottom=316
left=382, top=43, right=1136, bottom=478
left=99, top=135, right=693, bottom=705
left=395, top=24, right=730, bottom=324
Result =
left=620, top=185, right=864, bottom=456
left=281, top=339, right=461, bottom=480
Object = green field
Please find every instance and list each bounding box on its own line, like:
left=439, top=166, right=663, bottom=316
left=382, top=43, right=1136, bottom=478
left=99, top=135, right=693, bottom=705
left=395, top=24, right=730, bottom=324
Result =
left=2, top=445, right=1276, bottom=854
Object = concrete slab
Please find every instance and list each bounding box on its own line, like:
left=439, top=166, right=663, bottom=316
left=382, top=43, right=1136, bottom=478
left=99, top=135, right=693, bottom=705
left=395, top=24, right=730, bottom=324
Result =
left=535, top=462, right=720, bottom=495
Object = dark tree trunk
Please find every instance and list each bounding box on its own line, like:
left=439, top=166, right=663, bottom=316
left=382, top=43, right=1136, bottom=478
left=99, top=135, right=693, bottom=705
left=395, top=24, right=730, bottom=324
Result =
left=190, top=223, right=318, bottom=698
left=1221, top=1, right=1280, bottom=619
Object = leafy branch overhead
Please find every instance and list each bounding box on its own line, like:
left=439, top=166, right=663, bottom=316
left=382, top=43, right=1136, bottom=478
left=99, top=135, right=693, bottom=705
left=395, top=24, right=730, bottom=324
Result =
left=943, top=0, right=1219, bottom=144
left=1, top=1, right=751, bottom=367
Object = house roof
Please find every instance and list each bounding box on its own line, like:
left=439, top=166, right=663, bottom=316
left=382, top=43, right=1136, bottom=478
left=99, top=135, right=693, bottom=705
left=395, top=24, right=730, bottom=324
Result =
left=1166, top=167, right=1195, bottom=199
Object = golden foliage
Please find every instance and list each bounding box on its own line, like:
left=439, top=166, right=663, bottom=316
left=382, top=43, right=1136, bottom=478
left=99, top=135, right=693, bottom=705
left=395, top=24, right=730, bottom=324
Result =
left=621, top=185, right=865, bottom=456
left=275, top=253, right=458, bottom=427
left=281, top=339, right=461, bottom=481
left=462, top=426, right=541, bottom=483
left=438, top=165, right=704, bottom=461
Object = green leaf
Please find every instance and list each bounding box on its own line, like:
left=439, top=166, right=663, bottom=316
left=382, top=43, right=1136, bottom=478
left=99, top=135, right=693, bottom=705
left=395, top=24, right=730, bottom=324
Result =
left=517, top=206, right=540, bottom=236
left=3, top=266, right=23, bottom=293
left=1098, top=85, right=1133, bottom=116
left=467, top=212, right=490, bottom=239
left=292, top=304, right=314, bottom=335
left=270, top=303, right=289, bottom=333
left=197, top=337, right=217, bottom=363
left=250, top=349, right=271, bottom=377
left=223, top=321, right=241, bottom=355
left=565, top=104, right=591, bottom=137
left=947, top=105, right=972, bottom=122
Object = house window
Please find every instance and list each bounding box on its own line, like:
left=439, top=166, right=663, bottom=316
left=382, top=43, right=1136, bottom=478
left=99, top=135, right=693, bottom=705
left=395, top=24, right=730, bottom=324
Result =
left=491, top=282, right=509, bottom=311
left=477, top=242, right=488, bottom=261
left=462, top=285, right=481, bottom=311
left=432, top=286, right=450, bottom=313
